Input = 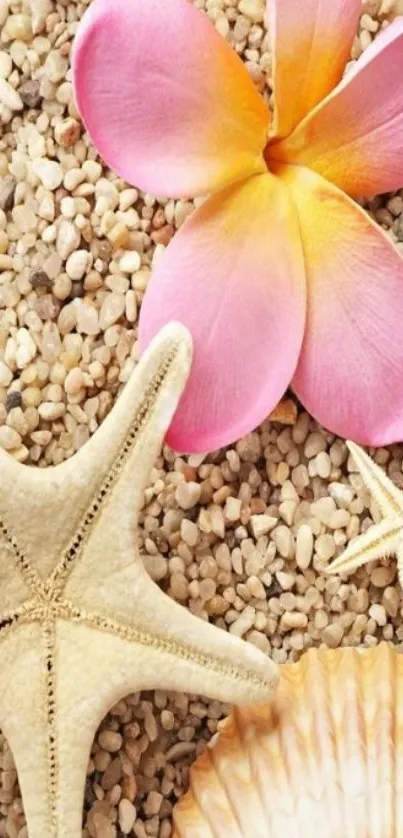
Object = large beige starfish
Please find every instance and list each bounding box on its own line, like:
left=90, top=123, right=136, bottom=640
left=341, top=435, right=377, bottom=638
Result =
left=328, top=441, right=403, bottom=582
left=0, top=322, right=277, bottom=838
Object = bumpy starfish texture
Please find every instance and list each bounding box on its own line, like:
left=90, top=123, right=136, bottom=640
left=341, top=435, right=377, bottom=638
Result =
left=328, top=441, right=403, bottom=582
left=0, top=322, right=278, bottom=838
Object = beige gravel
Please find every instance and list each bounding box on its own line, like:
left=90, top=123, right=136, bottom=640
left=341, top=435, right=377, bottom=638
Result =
left=1, top=0, right=403, bottom=836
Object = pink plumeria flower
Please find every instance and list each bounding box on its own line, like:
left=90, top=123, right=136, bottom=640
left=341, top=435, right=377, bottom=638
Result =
left=73, top=0, right=403, bottom=453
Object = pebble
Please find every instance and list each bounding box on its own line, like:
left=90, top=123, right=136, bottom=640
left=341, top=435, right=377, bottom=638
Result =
left=66, top=250, right=88, bottom=281
left=56, top=220, right=81, bottom=260
left=99, top=293, right=125, bottom=329
left=175, top=481, right=201, bottom=510
left=38, top=402, right=65, bottom=421
left=118, top=800, right=136, bottom=834
left=98, top=730, right=122, bottom=753
left=296, top=525, right=314, bottom=570
left=0, top=52, right=12, bottom=79
left=4, top=14, right=33, bottom=41
left=322, top=623, right=344, bottom=648
left=19, top=79, right=41, bottom=108
left=0, top=426, right=21, bottom=451
left=250, top=514, right=277, bottom=538
left=0, top=78, right=23, bottom=111
left=180, top=519, right=198, bottom=547
left=119, top=251, right=141, bottom=274
left=32, top=159, right=63, bottom=191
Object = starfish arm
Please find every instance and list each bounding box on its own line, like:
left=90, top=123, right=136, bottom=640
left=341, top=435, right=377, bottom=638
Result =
left=347, top=441, right=403, bottom=518
left=0, top=624, right=57, bottom=838
left=0, top=323, right=192, bottom=583
left=50, top=611, right=276, bottom=838
left=327, top=516, right=403, bottom=576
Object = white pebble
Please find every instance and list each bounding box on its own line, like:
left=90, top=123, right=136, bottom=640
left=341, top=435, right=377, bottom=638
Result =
left=119, top=251, right=141, bottom=274
left=32, top=158, right=63, bottom=191
left=250, top=514, right=277, bottom=539
left=296, top=524, right=314, bottom=570
left=65, top=250, right=88, bottom=281
left=56, top=219, right=81, bottom=260
left=99, top=293, right=125, bottom=329
left=0, top=52, right=12, bottom=79
left=0, top=78, right=23, bottom=111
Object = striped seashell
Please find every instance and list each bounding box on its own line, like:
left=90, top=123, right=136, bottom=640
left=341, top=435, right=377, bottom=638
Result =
left=173, top=643, right=403, bottom=837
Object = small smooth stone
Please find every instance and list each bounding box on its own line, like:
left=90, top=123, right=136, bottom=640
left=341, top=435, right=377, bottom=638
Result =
left=65, top=250, right=88, bottom=281
left=56, top=220, right=81, bottom=261
left=99, top=293, right=125, bottom=330
left=0, top=78, right=23, bottom=111
left=296, top=524, right=314, bottom=570
left=0, top=52, right=12, bottom=79
left=32, top=158, right=63, bottom=191
left=0, top=426, right=22, bottom=451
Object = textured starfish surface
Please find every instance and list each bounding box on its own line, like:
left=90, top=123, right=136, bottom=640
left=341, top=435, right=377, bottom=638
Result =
left=0, top=322, right=278, bottom=838
left=328, top=441, right=403, bottom=583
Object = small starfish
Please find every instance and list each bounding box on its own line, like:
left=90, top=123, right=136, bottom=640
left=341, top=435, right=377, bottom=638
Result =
left=0, top=323, right=277, bottom=838
left=328, top=441, right=403, bottom=583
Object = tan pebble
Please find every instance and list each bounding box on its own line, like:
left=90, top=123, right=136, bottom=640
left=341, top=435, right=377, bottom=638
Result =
left=328, top=509, right=350, bottom=530
left=180, top=519, right=198, bottom=547
left=0, top=361, right=12, bottom=387
left=160, top=710, right=174, bottom=731
left=274, top=525, right=294, bottom=559
left=296, top=524, right=313, bottom=570
left=222, top=496, right=240, bottom=522
left=143, top=553, right=167, bottom=582
left=230, top=605, right=255, bottom=637
left=322, top=622, right=343, bottom=648
left=118, top=799, right=136, bottom=834
left=5, top=14, right=33, bottom=40
left=101, top=756, right=122, bottom=790
left=144, top=790, right=163, bottom=817
left=170, top=572, right=188, bottom=600
left=370, top=564, right=396, bottom=587
left=311, top=497, right=336, bottom=526
left=0, top=426, right=21, bottom=451
left=280, top=611, right=308, bottom=631
left=382, top=586, right=400, bottom=618
left=30, top=430, right=52, bottom=446
left=98, top=730, right=122, bottom=753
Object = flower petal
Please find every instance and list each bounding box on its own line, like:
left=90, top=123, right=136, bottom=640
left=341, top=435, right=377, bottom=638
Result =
left=271, top=19, right=403, bottom=196
left=72, top=0, right=269, bottom=199
left=268, top=0, right=360, bottom=139
left=277, top=164, right=403, bottom=446
left=139, top=173, right=306, bottom=453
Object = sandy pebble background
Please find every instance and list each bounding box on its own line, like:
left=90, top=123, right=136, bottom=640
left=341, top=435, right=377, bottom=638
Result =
left=1, top=0, right=403, bottom=835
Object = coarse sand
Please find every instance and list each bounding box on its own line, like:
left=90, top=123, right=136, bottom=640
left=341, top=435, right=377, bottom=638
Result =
left=0, top=0, right=403, bottom=835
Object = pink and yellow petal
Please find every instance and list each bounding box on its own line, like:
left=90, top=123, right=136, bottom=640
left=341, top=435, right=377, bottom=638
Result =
left=271, top=19, right=403, bottom=197
left=139, top=173, right=306, bottom=453
left=275, top=164, right=403, bottom=446
left=267, top=0, right=360, bottom=139
left=73, top=0, right=269, bottom=199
